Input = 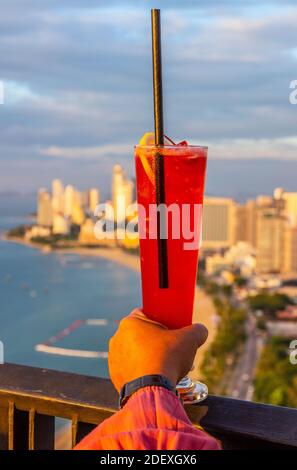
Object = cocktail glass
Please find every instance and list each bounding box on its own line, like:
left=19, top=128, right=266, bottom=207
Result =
left=135, top=143, right=208, bottom=404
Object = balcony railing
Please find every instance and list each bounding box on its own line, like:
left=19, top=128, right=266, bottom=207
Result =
left=0, top=363, right=296, bottom=450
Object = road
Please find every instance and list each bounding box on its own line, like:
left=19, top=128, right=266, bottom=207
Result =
left=190, top=288, right=219, bottom=380
left=227, top=313, right=265, bottom=401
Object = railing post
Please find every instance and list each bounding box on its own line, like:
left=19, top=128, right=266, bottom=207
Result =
left=71, top=415, right=96, bottom=448
left=0, top=403, right=10, bottom=450
left=29, top=409, right=55, bottom=450
left=9, top=402, right=29, bottom=450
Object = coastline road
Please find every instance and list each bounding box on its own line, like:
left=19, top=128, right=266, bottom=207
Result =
left=227, top=313, right=265, bottom=401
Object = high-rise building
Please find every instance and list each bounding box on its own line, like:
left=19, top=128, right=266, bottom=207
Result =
left=78, top=191, right=88, bottom=211
left=238, top=189, right=297, bottom=274
left=202, top=197, right=236, bottom=250
left=37, top=189, right=52, bottom=227
left=256, top=195, right=273, bottom=206
left=236, top=200, right=257, bottom=248
left=79, top=218, right=98, bottom=245
left=245, top=199, right=257, bottom=248
left=123, top=180, right=134, bottom=208
left=201, top=188, right=297, bottom=274
left=89, top=188, right=100, bottom=213
left=64, top=185, right=75, bottom=217
left=52, top=213, right=70, bottom=235
left=282, top=226, right=297, bottom=274
left=236, top=204, right=247, bottom=243
left=112, top=165, right=134, bottom=223
left=63, top=185, right=86, bottom=225
left=71, top=196, right=85, bottom=225
left=283, top=192, right=297, bottom=226
left=112, top=165, right=122, bottom=204
left=256, top=204, right=286, bottom=273
left=52, top=179, right=64, bottom=214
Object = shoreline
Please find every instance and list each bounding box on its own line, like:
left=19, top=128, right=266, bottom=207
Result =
left=3, top=235, right=217, bottom=380
left=2, top=235, right=140, bottom=272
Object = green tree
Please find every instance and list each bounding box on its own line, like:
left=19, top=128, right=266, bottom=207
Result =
left=254, top=337, right=297, bottom=408
left=248, top=293, right=293, bottom=317
left=7, top=225, right=28, bottom=238
left=201, top=302, right=247, bottom=393
left=234, top=276, right=248, bottom=287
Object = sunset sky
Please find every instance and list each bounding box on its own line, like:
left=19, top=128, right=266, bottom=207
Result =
left=0, top=0, right=297, bottom=196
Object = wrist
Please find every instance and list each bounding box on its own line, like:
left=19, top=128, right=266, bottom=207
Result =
left=114, top=369, right=178, bottom=392
left=119, top=374, right=178, bottom=408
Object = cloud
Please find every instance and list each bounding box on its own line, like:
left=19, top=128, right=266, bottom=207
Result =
left=39, top=135, right=297, bottom=162
left=2, top=81, right=38, bottom=104
left=40, top=143, right=131, bottom=160
left=207, top=136, right=297, bottom=159
left=0, top=0, right=297, bottom=193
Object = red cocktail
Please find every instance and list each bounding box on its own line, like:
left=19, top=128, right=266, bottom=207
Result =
left=135, top=143, right=207, bottom=329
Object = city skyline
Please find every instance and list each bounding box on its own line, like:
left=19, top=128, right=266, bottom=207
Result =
left=2, top=157, right=297, bottom=204
left=30, top=163, right=297, bottom=275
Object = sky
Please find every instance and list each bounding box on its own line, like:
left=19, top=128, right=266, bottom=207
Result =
left=0, top=0, right=297, bottom=198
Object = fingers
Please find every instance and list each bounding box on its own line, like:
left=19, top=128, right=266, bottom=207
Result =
left=128, top=309, right=168, bottom=329
left=122, top=310, right=207, bottom=348
left=180, top=323, right=208, bottom=349
left=192, top=323, right=209, bottom=346
left=129, top=308, right=145, bottom=319
left=116, top=309, right=144, bottom=329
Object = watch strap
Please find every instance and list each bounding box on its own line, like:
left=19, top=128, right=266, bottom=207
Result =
left=119, top=374, right=176, bottom=408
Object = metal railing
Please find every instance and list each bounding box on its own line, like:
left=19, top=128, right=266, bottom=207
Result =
left=0, top=363, right=296, bottom=450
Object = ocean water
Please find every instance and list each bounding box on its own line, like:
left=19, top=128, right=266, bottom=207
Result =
left=0, top=216, right=141, bottom=378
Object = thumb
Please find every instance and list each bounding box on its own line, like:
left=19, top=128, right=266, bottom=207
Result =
left=180, top=323, right=208, bottom=349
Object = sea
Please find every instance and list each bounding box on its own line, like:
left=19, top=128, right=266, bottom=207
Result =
left=0, top=215, right=141, bottom=379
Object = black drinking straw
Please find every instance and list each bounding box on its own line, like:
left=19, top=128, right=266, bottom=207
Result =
left=151, top=9, right=168, bottom=289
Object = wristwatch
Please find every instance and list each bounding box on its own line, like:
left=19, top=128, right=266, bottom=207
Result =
left=119, top=374, right=178, bottom=408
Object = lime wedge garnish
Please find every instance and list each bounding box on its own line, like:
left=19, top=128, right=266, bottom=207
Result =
left=139, top=132, right=156, bottom=146
left=138, top=133, right=177, bottom=182
left=138, top=133, right=155, bottom=182
left=139, top=132, right=174, bottom=146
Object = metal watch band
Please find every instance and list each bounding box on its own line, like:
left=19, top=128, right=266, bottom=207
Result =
left=119, top=374, right=176, bottom=408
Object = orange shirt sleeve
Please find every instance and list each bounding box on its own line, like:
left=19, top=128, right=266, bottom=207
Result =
left=74, top=386, right=221, bottom=450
